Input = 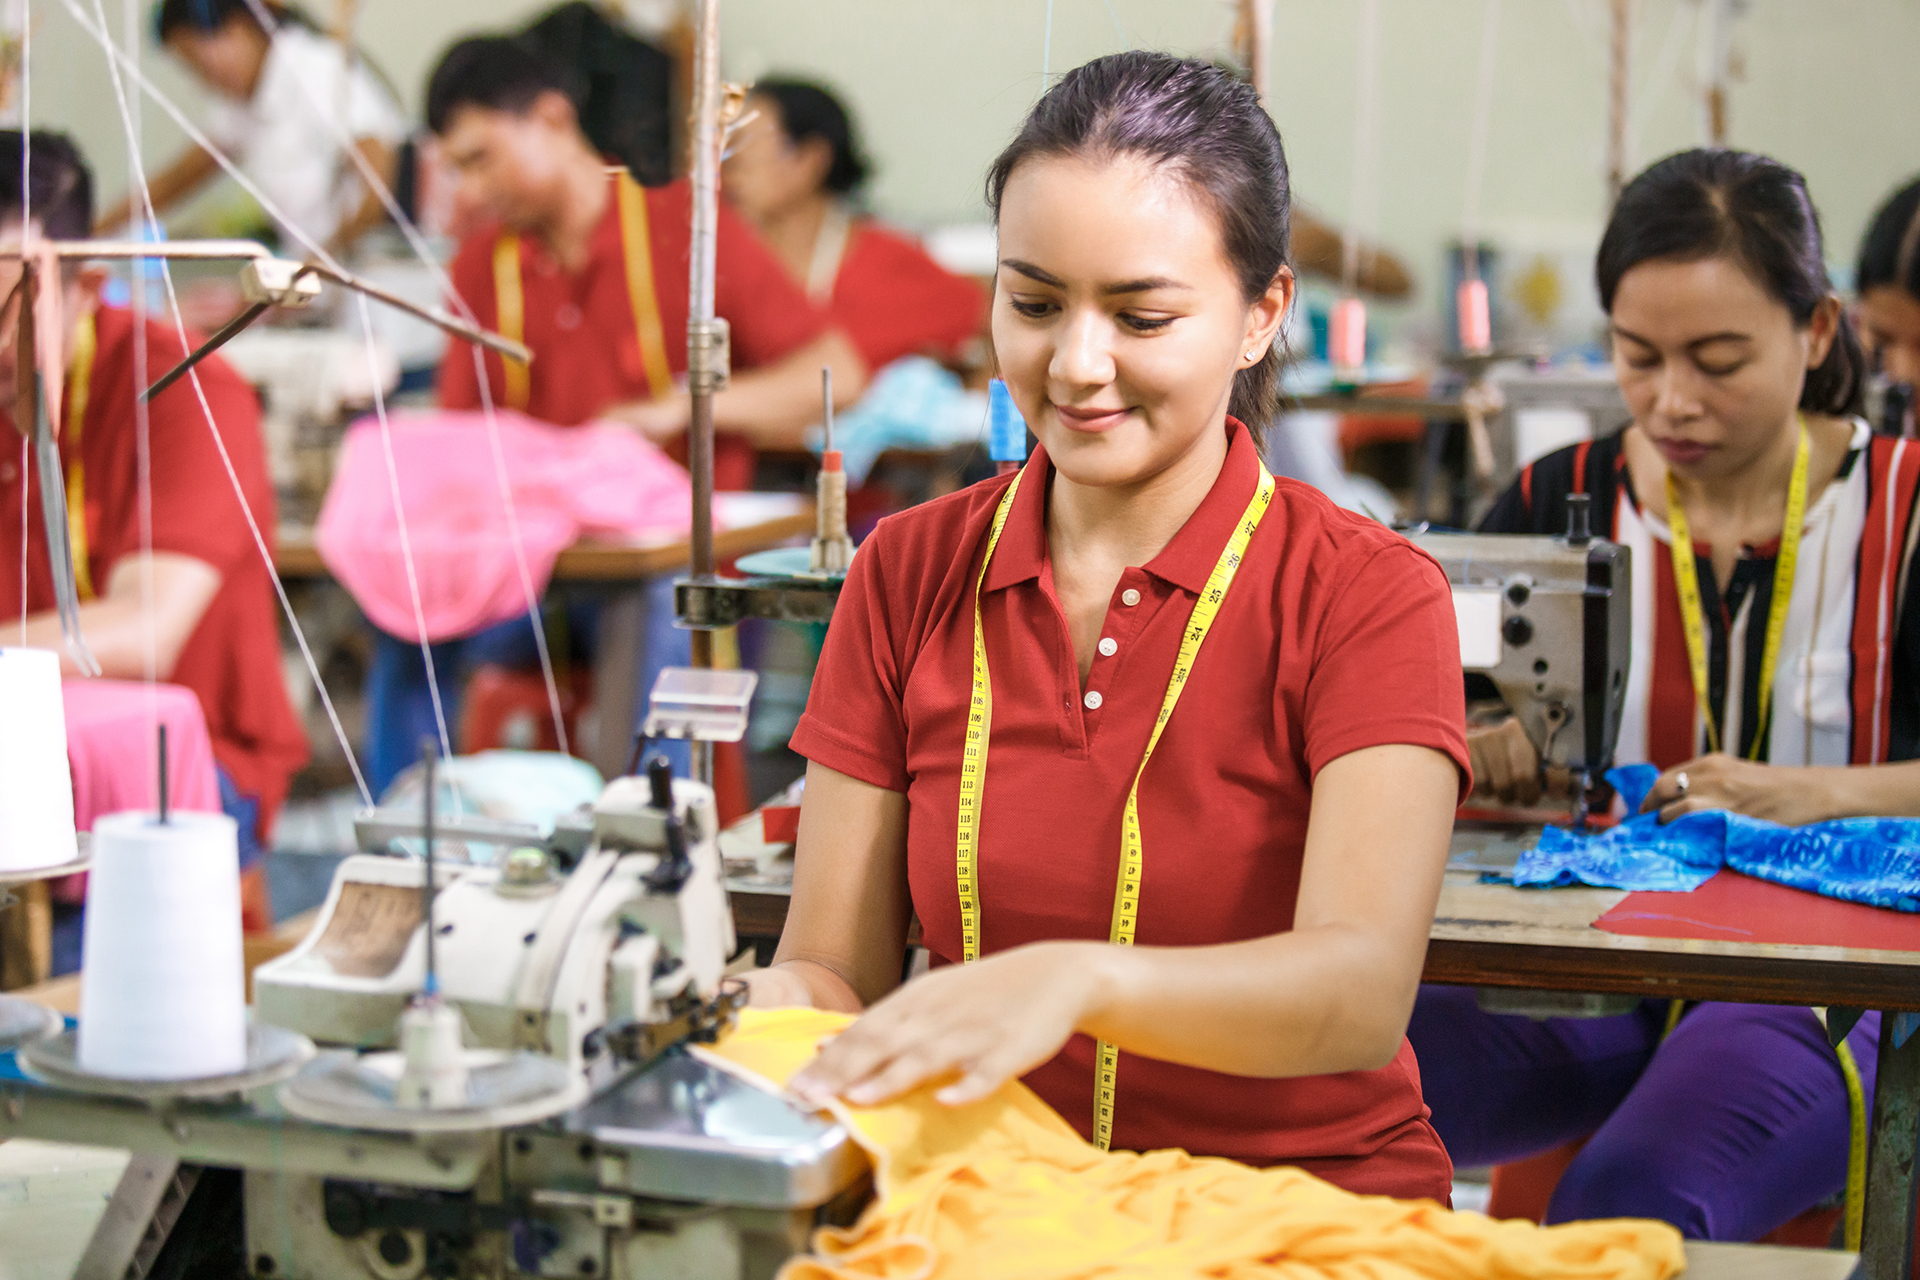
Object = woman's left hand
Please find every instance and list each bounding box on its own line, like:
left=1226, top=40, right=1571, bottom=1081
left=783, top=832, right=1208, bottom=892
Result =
left=1640, top=754, right=1839, bottom=825
left=787, top=941, right=1108, bottom=1111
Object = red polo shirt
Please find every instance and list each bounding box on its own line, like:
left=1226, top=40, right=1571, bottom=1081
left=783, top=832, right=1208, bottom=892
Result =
left=0, top=305, right=309, bottom=829
left=792, top=421, right=1468, bottom=1199
left=439, top=175, right=831, bottom=491
left=827, top=221, right=984, bottom=371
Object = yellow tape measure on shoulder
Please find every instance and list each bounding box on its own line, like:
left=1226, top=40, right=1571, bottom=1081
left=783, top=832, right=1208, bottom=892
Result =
left=63, top=310, right=98, bottom=601
left=1664, top=419, right=1808, bottom=759
left=955, top=458, right=1275, bottom=1150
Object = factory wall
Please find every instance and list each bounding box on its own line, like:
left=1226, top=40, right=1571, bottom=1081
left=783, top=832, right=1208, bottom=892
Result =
left=32, top=0, right=1920, bottom=349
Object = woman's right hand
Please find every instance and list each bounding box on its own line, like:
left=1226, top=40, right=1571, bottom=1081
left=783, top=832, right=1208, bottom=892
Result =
left=1467, top=718, right=1544, bottom=806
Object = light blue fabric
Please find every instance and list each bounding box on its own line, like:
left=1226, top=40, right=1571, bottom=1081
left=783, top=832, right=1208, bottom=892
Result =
left=807, top=356, right=986, bottom=483
left=1504, top=763, right=1920, bottom=911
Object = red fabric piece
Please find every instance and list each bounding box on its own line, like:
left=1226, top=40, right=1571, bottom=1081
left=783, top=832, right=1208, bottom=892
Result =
left=315, top=410, right=691, bottom=643
left=1596, top=869, right=1920, bottom=950
left=759, top=805, right=800, bottom=844
left=828, top=221, right=985, bottom=371
left=791, top=421, right=1470, bottom=1199
left=0, top=305, right=308, bottom=829
left=438, top=175, right=831, bottom=492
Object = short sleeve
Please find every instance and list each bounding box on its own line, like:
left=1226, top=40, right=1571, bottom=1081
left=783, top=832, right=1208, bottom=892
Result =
left=713, top=202, right=832, bottom=369
left=143, top=355, right=269, bottom=577
left=788, top=531, right=910, bottom=791
left=1301, top=542, right=1470, bottom=797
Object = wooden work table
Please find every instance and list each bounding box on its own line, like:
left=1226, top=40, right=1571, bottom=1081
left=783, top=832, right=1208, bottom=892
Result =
left=271, top=493, right=814, bottom=779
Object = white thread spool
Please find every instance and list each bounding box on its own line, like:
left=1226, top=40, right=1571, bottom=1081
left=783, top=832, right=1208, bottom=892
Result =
left=0, top=648, right=79, bottom=873
left=78, top=811, right=246, bottom=1079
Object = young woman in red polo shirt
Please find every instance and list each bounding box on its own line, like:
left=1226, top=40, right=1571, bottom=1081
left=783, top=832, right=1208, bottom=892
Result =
left=749, top=52, right=1470, bottom=1200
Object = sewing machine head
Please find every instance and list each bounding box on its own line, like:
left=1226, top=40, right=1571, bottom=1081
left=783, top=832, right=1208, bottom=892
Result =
left=255, top=755, right=739, bottom=1077
left=1408, top=496, right=1632, bottom=794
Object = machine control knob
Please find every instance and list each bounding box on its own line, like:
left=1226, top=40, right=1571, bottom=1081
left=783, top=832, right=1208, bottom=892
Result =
left=1503, top=615, right=1534, bottom=647
left=1505, top=578, right=1532, bottom=607
left=503, top=846, right=551, bottom=885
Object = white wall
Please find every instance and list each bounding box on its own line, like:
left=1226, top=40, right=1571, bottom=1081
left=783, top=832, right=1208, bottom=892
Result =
left=31, top=0, right=1920, bottom=341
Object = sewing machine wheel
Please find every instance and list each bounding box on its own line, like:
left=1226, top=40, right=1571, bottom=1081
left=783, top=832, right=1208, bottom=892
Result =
left=17, top=1022, right=316, bottom=1098
left=278, top=1048, right=589, bottom=1133
left=0, top=996, right=61, bottom=1052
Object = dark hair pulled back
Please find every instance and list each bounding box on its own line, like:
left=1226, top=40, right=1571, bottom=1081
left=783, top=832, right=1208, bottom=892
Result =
left=755, top=78, right=870, bottom=196
left=1597, top=148, right=1865, bottom=418
left=1856, top=175, right=1920, bottom=303
left=985, top=51, right=1291, bottom=445
left=0, top=130, right=93, bottom=243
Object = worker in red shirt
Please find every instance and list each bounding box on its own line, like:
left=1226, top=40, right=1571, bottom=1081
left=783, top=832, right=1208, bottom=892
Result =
left=0, top=131, right=308, bottom=924
left=357, top=37, right=868, bottom=796
left=430, top=36, right=866, bottom=485
left=722, top=78, right=985, bottom=374
left=747, top=55, right=1468, bottom=1198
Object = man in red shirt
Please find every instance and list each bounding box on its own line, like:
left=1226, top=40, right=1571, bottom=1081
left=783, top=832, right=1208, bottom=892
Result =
left=428, top=36, right=867, bottom=486
left=358, top=37, right=869, bottom=796
left=0, top=131, right=308, bottom=922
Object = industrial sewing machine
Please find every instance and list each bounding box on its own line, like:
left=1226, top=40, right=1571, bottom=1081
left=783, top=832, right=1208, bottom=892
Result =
left=0, top=743, right=870, bottom=1280
left=1408, top=494, right=1633, bottom=825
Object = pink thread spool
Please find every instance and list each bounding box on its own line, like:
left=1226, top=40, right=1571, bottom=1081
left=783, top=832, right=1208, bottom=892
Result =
left=1457, top=277, right=1492, bottom=355
left=1329, top=297, right=1367, bottom=373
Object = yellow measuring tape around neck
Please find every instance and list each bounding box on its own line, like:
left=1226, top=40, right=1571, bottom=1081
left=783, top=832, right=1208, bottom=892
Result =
left=1663, top=419, right=1809, bottom=759
left=956, top=457, right=1276, bottom=1151
left=490, top=169, right=672, bottom=412
left=63, top=309, right=98, bottom=601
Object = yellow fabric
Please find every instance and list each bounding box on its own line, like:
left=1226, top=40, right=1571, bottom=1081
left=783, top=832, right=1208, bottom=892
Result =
left=699, top=1009, right=1686, bottom=1280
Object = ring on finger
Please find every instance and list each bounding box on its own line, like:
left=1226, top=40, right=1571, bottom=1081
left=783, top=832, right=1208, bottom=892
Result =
left=1674, top=770, right=1690, bottom=798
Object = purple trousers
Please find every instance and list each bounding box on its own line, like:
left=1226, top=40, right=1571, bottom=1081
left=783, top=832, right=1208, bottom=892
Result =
left=1407, top=985, right=1881, bottom=1240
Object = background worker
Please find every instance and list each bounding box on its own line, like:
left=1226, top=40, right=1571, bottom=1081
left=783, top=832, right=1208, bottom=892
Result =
left=723, top=77, right=985, bottom=375
left=98, top=0, right=404, bottom=257
left=360, top=36, right=868, bottom=797
left=1426, top=149, right=1902, bottom=1240
left=0, top=130, right=308, bottom=926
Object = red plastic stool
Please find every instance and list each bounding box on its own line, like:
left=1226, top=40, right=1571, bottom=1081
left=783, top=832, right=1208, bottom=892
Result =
left=459, top=665, right=590, bottom=755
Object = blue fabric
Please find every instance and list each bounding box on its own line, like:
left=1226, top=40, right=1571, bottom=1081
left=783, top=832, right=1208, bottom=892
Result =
left=215, top=765, right=265, bottom=871
left=1504, top=764, right=1920, bottom=910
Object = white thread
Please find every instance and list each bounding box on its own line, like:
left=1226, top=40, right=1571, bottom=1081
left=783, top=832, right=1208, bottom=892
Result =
left=1342, top=0, right=1382, bottom=292
left=235, top=0, right=568, bottom=756
left=1101, top=0, right=1126, bottom=46
left=1042, top=0, right=1054, bottom=85
left=1459, top=0, right=1499, bottom=279
left=356, top=290, right=456, bottom=780
left=80, top=0, right=372, bottom=805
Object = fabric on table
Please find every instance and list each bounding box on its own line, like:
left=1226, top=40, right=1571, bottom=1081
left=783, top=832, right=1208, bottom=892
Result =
left=61, top=679, right=223, bottom=828
left=53, top=679, right=227, bottom=905
left=1507, top=763, right=1920, bottom=910
left=1596, top=868, right=1920, bottom=949
left=1408, top=986, right=1882, bottom=1241
left=698, top=1007, right=1685, bottom=1280
left=317, top=409, right=691, bottom=645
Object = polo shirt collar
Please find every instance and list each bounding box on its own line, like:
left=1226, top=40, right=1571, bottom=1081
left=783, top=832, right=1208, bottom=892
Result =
left=982, top=417, right=1262, bottom=595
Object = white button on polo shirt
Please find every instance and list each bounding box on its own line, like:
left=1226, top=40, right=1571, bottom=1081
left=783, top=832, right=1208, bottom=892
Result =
left=1121, top=589, right=1142, bottom=606
left=1083, top=690, right=1104, bottom=710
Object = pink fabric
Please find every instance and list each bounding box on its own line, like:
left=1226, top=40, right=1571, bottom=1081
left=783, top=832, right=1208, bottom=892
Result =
left=316, top=410, right=693, bottom=643
left=55, top=679, right=223, bottom=904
